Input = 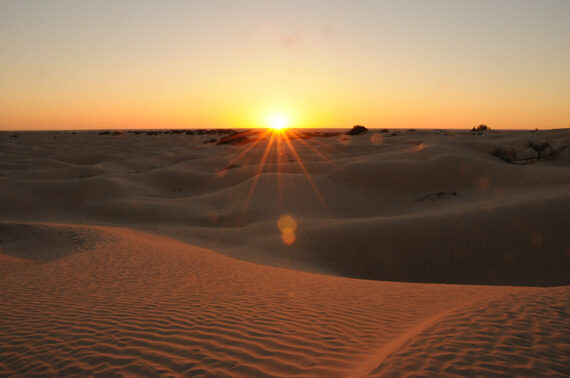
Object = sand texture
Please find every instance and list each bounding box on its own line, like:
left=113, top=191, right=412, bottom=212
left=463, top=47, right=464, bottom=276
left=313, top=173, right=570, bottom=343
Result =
left=1, top=128, right=569, bottom=376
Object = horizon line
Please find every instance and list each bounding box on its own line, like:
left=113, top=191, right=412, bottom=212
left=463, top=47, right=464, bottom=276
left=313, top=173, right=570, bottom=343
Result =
left=2, top=126, right=568, bottom=133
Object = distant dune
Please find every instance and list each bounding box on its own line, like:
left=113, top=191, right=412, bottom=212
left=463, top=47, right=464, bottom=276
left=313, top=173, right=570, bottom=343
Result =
left=1, top=128, right=569, bottom=375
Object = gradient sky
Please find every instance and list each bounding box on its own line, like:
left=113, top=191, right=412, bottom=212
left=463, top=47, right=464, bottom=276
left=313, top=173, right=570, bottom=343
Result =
left=1, top=0, right=569, bottom=130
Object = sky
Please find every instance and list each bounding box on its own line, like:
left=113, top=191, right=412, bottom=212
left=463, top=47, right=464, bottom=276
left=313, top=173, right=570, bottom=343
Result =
left=1, top=0, right=569, bottom=130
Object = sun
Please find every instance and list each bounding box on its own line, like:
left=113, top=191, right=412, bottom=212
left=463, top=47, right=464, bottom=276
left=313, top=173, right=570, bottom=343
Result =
left=268, top=114, right=289, bottom=130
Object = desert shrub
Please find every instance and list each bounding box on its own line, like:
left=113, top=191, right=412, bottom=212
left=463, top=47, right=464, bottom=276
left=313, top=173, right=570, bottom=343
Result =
left=346, top=125, right=368, bottom=135
left=472, top=124, right=490, bottom=131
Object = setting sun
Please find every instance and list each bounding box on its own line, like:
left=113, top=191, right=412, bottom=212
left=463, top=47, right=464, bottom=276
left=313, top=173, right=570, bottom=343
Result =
left=268, top=115, right=289, bottom=130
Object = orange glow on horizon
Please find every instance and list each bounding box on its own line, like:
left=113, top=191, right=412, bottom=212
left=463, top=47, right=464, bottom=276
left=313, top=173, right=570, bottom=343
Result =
left=2, top=2, right=569, bottom=131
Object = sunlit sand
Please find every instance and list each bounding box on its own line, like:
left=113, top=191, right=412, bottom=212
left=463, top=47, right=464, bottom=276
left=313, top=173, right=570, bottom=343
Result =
left=1, top=127, right=569, bottom=376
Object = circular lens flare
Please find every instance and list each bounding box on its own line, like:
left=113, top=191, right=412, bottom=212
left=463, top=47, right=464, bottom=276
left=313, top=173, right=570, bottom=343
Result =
left=277, top=215, right=297, bottom=245
left=281, top=230, right=296, bottom=245
left=278, top=215, right=297, bottom=233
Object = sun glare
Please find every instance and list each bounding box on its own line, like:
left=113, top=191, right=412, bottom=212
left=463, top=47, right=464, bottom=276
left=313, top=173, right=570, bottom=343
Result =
left=268, top=114, right=288, bottom=130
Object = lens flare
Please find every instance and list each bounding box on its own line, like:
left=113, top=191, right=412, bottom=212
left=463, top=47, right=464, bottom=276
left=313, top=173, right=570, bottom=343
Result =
left=278, top=214, right=297, bottom=245
left=278, top=214, right=297, bottom=233
left=281, top=230, right=296, bottom=245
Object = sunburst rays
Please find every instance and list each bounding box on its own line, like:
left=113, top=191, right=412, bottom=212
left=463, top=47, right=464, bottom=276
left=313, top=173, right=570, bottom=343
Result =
left=220, top=128, right=334, bottom=229
left=216, top=127, right=357, bottom=255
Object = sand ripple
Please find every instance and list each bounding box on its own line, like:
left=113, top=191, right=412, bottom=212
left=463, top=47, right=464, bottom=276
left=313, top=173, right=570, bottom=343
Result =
left=371, top=288, right=570, bottom=376
left=1, top=224, right=567, bottom=376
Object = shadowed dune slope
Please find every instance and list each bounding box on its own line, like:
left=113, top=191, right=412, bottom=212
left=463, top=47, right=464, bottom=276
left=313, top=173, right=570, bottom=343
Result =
left=1, top=223, right=568, bottom=377
left=165, top=190, right=570, bottom=286
left=0, top=223, right=100, bottom=275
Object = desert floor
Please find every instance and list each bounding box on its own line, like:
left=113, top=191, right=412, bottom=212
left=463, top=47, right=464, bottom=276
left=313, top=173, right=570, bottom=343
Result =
left=1, top=128, right=569, bottom=376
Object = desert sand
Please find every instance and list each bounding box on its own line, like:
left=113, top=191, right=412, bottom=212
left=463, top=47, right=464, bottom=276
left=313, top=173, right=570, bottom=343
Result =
left=1, top=128, right=569, bottom=376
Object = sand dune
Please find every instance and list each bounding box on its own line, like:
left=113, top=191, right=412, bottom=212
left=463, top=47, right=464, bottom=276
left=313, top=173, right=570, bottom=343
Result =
left=1, top=223, right=568, bottom=376
left=2, top=129, right=568, bottom=284
left=1, top=129, right=569, bottom=375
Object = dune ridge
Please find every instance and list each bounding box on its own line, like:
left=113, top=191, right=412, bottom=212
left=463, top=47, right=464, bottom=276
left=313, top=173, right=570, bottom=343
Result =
left=370, top=286, right=570, bottom=376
